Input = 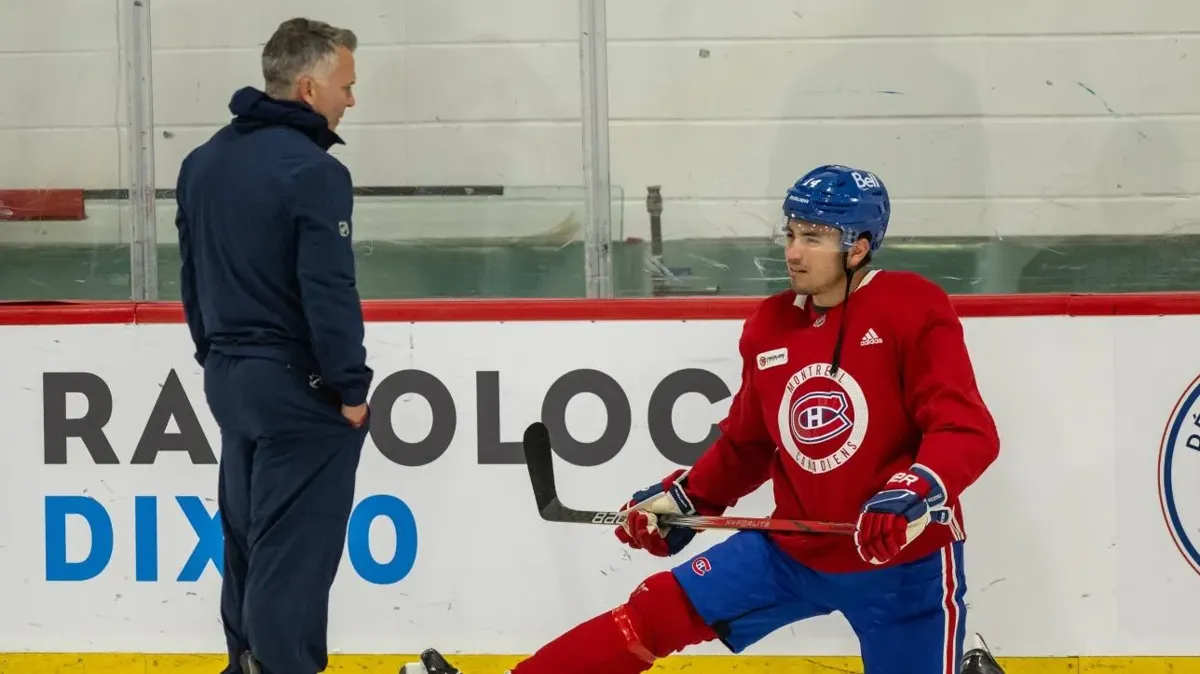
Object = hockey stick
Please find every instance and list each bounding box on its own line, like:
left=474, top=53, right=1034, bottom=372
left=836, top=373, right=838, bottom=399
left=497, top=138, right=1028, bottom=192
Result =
left=522, top=421, right=857, bottom=535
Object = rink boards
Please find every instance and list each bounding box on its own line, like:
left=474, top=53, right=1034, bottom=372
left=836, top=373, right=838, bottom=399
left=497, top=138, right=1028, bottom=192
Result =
left=2, top=295, right=1200, bottom=672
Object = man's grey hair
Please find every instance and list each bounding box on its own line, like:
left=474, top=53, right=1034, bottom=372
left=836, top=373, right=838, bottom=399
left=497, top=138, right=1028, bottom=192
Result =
left=261, top=18, right=357, bottom=99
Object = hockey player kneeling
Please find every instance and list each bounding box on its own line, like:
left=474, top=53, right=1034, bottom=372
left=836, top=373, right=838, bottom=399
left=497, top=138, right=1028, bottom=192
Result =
left=416, top=165, right=1006, bottom=674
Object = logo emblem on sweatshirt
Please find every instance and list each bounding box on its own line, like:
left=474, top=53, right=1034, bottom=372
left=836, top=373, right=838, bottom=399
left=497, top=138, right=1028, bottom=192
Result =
left=1159, top=373, right=1200, bottom=577
left=777, top=363, right=868, bottom=474
left=756, top=347, right=788, bottom=370
left=338, top=220, right=350, bottom=237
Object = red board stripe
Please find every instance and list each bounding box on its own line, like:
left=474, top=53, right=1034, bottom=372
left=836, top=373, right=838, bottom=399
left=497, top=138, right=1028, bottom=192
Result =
left=0, top=189, right=86, bottom=221
left=2, top=292, right=1200, bottom=326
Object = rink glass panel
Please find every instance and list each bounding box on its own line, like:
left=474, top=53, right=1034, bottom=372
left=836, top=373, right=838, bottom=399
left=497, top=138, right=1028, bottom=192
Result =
left=0, top=189, right=1195, bottom=301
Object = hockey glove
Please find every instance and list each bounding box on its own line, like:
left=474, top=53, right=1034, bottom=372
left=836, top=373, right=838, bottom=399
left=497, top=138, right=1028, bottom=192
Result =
left=615, top=468, right=708, bottom=557
left=855, top=465, right=948, bottom=565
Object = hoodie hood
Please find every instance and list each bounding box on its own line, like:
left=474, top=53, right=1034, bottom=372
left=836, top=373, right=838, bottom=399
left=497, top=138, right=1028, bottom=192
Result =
left=228, top=86, right=344, bottom=151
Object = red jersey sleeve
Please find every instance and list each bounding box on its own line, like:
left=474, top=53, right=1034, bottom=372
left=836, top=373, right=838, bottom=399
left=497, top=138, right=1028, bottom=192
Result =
left=898, top=277, right=1000, bottom=501
left=684, top=318, right=779, bottom=511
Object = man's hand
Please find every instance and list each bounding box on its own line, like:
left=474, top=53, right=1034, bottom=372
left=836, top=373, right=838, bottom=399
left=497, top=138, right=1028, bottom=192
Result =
left=855, top=465, right=947, bottom=565
left=614, top=469, right=709, bottom=557
left=341, top=403, right=368, bottom=428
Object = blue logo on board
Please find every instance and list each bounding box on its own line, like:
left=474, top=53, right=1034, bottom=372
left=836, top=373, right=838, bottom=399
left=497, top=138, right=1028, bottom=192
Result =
left=1159, top=374, right=1200, bottom=576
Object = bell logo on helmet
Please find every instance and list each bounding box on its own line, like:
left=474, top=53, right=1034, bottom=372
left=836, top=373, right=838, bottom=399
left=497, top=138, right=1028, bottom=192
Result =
left=852, top=171, right=881, bottom=190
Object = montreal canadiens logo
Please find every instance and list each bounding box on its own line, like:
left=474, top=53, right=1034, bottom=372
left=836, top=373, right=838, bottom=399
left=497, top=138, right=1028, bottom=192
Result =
left=1159, top=373, right=1200, bottom=576
left=777, top=363, right=868, bottom=474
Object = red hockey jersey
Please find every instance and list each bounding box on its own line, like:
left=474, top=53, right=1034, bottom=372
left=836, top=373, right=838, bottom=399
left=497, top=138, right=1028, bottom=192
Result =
left=685, top=269, right=1000, bottom=573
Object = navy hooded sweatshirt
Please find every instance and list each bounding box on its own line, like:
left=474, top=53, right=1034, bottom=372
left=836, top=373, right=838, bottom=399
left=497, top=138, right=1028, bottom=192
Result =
left=174, top=86, right=373, bottom=407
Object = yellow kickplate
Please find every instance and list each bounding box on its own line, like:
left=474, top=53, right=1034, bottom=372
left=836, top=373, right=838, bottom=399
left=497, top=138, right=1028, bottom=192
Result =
left=2, top=653, right=1199, bottom=673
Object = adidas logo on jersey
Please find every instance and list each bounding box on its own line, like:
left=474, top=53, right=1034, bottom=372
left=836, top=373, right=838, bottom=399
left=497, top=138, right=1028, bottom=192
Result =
left=860, top=329, right=883, bottom=346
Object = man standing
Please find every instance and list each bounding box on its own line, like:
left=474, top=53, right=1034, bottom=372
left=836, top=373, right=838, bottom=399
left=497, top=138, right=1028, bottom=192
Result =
left=174, top=17, right=372, bottom=674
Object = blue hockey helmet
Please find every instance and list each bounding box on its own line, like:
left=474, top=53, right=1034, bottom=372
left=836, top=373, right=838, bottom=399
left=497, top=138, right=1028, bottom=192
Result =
left=781, top=164, right=890, bottom=252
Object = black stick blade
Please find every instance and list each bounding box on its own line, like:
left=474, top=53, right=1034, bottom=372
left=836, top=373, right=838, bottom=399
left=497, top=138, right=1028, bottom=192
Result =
left=522, top=421, right=558, bottom=514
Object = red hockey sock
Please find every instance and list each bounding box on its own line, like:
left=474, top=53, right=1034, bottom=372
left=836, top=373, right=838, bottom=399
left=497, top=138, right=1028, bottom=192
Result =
left=510, top=571, right=716, bottom=674
left=510, top=609, right=653, bottom=674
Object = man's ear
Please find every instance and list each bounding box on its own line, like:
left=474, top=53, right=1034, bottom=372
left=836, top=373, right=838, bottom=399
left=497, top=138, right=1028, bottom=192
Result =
left=295, top=76, right=315, bottom=105
left=850, top=237, right=871, bottom=268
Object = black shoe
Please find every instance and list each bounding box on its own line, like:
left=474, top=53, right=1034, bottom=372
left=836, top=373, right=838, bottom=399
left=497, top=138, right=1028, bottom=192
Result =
left=418, top=649, right=462, bottom=674
left=961, top=633, right=1004, bottom=674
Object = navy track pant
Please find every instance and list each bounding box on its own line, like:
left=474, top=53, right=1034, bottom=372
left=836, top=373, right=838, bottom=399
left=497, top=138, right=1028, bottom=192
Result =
left=203, top=353, right=368, bottom=674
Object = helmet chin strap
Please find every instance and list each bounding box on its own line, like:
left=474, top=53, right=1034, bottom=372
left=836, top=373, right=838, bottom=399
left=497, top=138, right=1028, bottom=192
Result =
left=829, top=251, right=862, bottom=376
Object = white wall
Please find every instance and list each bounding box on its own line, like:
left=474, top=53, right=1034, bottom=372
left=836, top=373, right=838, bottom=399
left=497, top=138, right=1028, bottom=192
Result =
left=3, top=0, right=1200, bottom=241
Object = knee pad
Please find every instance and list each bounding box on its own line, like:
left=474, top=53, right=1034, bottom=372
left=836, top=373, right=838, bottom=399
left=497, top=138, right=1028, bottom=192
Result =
left=610, top=570, right=717, bottom=662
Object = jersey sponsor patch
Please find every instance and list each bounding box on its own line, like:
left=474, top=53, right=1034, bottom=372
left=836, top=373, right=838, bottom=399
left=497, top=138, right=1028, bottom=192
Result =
left=777, top=363, right=869, bottom=474
left=756, top=347, right=788, bottom=370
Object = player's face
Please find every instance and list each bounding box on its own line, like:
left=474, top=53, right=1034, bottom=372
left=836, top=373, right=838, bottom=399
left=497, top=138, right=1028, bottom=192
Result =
left=299, top=46, right=357, bottom=130
left=782, top=219, right=847, bottom=295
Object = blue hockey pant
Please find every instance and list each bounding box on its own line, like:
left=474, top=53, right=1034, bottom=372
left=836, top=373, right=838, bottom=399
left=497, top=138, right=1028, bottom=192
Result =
left=672, top=530, right=968, bottom=674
